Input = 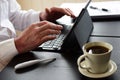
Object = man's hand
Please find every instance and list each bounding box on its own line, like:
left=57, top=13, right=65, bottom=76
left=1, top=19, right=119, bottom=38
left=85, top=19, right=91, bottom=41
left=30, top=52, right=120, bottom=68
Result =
left=40, top=7, right=76, bottom=22
left=15, top=21, right=63, bottom=53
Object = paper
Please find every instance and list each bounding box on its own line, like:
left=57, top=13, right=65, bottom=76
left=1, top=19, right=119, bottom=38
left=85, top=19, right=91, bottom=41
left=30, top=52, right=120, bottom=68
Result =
left=61, top=1, right=120, bottom=17
left=88, top=1, right=120, bottom=17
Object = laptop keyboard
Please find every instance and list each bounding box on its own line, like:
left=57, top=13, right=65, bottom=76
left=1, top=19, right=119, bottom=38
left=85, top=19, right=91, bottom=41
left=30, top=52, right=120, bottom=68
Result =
left=40, top=23, right=73, bottom=50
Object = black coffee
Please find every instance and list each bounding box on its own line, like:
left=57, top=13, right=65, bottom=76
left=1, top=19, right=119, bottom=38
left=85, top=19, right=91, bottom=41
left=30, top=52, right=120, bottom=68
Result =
left=86, top=46, right=109, bottom=54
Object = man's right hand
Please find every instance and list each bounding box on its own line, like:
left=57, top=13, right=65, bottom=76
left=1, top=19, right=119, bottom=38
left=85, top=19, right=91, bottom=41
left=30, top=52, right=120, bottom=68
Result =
left=14, top=21, right=63, bottom=53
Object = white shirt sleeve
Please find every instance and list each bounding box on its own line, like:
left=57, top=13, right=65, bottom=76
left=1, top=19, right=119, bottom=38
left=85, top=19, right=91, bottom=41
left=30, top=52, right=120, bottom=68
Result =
left=0, top=39, right=18, bottom=72
left=9, top=0, right=40, bottom=31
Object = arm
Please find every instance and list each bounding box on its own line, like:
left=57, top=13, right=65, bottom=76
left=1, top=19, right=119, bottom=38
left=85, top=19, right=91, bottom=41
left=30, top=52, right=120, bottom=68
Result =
left=9, top=0, right=40, bottom=31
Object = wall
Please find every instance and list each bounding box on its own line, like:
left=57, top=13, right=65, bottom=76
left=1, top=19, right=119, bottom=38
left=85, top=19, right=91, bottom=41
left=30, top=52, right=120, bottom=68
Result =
left=17, top=0, right=114, bottom=11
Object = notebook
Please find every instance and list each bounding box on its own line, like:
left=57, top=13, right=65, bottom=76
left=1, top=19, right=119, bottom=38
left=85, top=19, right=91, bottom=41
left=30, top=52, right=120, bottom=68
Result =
left=39, top=0, right=93, bottom=51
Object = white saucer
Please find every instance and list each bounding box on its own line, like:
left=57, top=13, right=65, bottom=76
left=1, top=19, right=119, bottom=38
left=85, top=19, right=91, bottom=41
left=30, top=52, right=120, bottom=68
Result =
left=78, top=60, right=117, bottom=78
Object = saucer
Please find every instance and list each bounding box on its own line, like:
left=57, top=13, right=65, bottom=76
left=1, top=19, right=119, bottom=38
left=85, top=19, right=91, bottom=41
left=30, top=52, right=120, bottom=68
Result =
left=78, top=60, right=117, bottom=78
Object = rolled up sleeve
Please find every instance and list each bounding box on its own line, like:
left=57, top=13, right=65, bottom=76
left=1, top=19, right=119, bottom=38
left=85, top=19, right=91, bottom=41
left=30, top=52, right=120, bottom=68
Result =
left=9, top=0, right=40, bottom=31
left=0, top=38, right=18, bottom=72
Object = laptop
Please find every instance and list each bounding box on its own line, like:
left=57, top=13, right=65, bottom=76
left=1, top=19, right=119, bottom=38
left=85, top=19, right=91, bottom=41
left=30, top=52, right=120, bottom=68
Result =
left=39, top=0, right=93, bottom=51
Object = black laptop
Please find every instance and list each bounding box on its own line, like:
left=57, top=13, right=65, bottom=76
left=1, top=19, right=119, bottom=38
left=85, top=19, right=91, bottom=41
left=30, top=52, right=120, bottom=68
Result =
left=39, top=0, right=93, bottom=51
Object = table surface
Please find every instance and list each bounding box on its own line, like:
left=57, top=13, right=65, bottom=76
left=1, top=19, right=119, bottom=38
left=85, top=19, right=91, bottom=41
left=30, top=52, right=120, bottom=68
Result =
left=1, top=20, right=120, bottom=80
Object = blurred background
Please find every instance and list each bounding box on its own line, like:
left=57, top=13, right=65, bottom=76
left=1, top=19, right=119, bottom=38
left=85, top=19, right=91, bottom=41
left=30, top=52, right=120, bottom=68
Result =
left=17, top=0, right=116, bottom=11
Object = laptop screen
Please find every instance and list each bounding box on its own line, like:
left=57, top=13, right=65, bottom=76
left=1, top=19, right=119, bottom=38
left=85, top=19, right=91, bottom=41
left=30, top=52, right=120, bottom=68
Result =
left=65, top=0, right=93, bottom=48
left=73, top=9, right=93, bottom=47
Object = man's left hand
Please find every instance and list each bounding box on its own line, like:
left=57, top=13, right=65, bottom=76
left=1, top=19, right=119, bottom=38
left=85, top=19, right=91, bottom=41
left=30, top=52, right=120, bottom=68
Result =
left=39, top=7, right=76, bottom=22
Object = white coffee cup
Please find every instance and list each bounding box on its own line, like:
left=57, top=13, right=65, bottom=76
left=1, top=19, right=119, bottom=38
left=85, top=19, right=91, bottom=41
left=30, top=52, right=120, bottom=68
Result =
left=77, top=41, right=113, bottom=74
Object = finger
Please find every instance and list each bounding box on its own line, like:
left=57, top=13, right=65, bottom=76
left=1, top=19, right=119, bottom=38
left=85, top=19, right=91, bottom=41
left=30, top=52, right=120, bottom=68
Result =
left=65, top=8, right=76, bottom=18
left=37, top=22, right=63, bottom=32
left=40, top=29, right=61, bottom=38
left=51, top=7, right=71, bottom=16
left=35, top=21, right=49, bottom=26
left=45, top=8, right=51, bottom=14
left=40, top=35, right=56, bottom=43
left=31, top=21, right=48, bottom=28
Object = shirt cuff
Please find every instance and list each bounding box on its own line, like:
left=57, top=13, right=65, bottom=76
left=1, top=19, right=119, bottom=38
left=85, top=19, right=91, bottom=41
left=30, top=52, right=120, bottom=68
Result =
left=0, top=38, right=18, bottom=72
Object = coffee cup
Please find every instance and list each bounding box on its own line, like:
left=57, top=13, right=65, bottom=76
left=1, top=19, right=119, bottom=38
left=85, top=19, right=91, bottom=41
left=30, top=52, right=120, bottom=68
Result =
left=77, top=41, right=113, bottom=74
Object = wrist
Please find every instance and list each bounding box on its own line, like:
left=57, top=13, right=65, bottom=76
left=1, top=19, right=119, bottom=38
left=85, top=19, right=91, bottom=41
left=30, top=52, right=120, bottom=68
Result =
left=14, top=37, right=24, bottom=54
left=39, top=12, right=47, bottom=21
left=39, top=12, right=44, bottom=21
